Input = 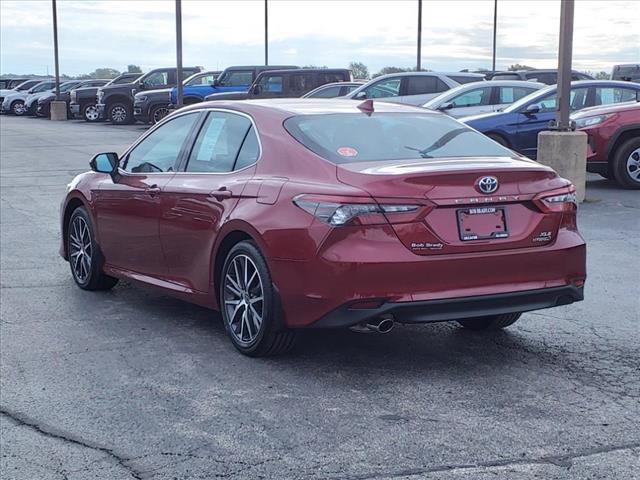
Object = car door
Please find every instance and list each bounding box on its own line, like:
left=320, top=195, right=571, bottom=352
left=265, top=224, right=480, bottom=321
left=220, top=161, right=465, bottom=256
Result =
left=494, top=85, right=538, bottom=112
left=95, top=112, right=201, bottom=277
left=515, top=87, right=588, bottom=158
left=446, top=86, right=492, bottom=118
left=159, top=110, right=260, bottom=293
left=400, top=75, right=450, bottom=105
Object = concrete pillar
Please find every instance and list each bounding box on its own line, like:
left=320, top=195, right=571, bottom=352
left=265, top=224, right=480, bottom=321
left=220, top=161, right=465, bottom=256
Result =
left=537, top=131, right=587, bottom=202
left=49, top=101, right=67, bottom=121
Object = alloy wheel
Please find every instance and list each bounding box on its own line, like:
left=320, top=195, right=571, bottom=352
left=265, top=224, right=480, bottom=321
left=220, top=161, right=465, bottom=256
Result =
left=223, top=254, right=264, bottom=346
left=110, top=105, right=127, bottom=123
left=626, top=147, right=640, bottom=183
left=152, top=107, right=169, bottom=124
left=12, top=101, right=25, bottom=115
left=84, top=105, right=99, bottom=121
left=69, top=216, right=93, bottom=283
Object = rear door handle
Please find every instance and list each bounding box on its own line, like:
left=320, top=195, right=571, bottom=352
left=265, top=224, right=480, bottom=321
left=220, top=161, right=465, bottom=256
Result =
left=211, top=187, right=233, bottom=201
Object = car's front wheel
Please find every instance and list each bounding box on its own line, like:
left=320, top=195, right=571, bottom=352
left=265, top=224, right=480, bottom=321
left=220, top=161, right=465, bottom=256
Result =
left=457, top=313, right=521, bottom=331
left=11, top=100, right=26, bottom=116
left=83, top=103, right=100, bottom=122
left=67, top=207, right=118, bottom=291
left=108, top=102, right=133, bottom=125
left=612, top=137, right=640, bottom=189
left=220, top=240, right=297, bottom=356
left=150, top=104, right=170, bottom=125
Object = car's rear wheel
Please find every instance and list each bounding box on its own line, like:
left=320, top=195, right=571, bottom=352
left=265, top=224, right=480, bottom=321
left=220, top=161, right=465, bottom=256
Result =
left=108, top=102, right=132, bottom=125
left=612, top=137, right=640, bottom=189
left=11, top=100, right=26, bottom=116
left=83, top=103, right=100, bottom=122
left=457, top=313, right=521, bottom=331
left=67, top=207, right=118, bottom=291
left=487, top=132, right=509, bottom=148
left=150, top=104, right=169, bottom=125
left=220, top=240, right=296, bottom=356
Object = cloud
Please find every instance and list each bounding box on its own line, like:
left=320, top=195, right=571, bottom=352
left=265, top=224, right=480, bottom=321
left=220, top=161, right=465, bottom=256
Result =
left=1, top=0, right=638, bottom=76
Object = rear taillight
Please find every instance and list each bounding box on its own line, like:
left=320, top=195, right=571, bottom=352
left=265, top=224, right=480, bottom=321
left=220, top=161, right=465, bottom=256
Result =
left=534, top=187, right=577, bottom=213
left=293, top=195, right=422, bottom=226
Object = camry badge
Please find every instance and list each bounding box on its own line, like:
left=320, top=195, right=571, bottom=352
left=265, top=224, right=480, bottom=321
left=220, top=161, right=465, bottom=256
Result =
left=477, top=176, right=499, bottom=194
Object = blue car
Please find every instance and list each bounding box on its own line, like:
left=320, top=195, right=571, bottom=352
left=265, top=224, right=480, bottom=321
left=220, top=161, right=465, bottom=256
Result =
left=462, top=80, right=640, bottom=159
left=170, top=65, right=297, bottom=105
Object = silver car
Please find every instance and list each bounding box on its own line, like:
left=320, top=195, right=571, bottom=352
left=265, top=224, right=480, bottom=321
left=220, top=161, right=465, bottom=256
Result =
left=343, top=71, right=485, bottom=106
left=1, top=80, right=55, bottom=115
left=422, top=80, right=545, bottom=118
left=302, top=81, right=365, bottom=98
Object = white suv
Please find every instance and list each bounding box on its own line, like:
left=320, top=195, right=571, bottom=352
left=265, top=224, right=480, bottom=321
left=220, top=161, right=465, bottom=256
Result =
left=343, top=72, right=485, bottom=106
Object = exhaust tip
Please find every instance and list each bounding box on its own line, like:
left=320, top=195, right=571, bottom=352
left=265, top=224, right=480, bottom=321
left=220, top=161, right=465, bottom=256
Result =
left=376, top=318, right=394, bottom=334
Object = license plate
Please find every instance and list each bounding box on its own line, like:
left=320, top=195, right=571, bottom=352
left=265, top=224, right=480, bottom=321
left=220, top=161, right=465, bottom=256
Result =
left=457, top=207, right=508, bottom=241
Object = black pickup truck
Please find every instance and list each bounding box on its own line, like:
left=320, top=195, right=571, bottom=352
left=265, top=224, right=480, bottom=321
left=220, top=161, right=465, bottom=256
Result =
left=69, top=73, right=141, bottom=122
left=96, top=67, right=203, bottom=124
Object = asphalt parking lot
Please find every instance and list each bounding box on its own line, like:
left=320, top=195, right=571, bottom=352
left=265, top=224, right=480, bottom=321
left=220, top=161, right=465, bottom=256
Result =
left=0, top=115, right=638, bottom=480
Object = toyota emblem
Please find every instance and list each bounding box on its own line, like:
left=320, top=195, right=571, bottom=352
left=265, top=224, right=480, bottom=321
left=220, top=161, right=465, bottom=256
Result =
left=477, top=176, right=499, bottom=194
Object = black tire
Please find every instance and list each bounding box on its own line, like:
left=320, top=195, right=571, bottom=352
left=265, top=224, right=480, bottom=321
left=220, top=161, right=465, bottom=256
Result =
left=149, top=104, right=170, bottom=125
left=219, top=240, right=297, bottom=357
left=67, top=207, right=118, bottom=291
left=11, top=100, right=26, bottom=116
left=83, top=103, right=101, bottom=122
left=487, top=133, right=509, bottom=148
left=108, top=102, right=133, bottom=125
left=598, top=171, right=611, bottom=180
left=611, top=137, right=640, bottom=189
left=457, top=312, right=521, bottom=331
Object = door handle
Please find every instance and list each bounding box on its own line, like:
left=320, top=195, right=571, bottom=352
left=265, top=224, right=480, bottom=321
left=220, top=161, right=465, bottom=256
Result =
left=146, top=184, right=161, bottom=197
left=211, top=187, right=233, bottom=201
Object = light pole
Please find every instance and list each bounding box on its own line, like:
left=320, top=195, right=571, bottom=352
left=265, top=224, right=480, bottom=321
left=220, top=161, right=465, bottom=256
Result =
left=52, top=0, right=60, bottom=100
left=492, top=0, right=497, bottom=71
left=554, top=0, right=575, bottom=131
left=175, top=0, right=183, bottom=108
left=264, top=0, right=269, bottom=65
left=417, top=0, right=422, bottom=71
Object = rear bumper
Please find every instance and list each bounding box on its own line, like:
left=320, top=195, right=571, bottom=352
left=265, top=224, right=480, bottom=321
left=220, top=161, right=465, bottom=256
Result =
left=312, top=285, right=584, bottom=328
left=96, top=103, right=106, bottom=119
left=133, top=104, right=150, bottom=122
left=70, top=103, right=81, bottom=117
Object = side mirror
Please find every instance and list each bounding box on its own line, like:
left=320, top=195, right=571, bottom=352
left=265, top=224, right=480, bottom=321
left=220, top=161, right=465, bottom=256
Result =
left=252, top=84, right=262, bottom=95
left=353, top=91, right=367, bottom=100
left=523, top=104, right=540, bottom=115
left=90, top=152, right=119, bottom=180
left=438, top=102, right=454, bottom=111
left=212, top=79, right=220, bottom=87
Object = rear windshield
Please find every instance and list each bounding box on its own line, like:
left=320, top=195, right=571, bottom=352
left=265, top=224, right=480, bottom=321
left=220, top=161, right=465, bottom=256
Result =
left=284, top=113, right=513, bottom=164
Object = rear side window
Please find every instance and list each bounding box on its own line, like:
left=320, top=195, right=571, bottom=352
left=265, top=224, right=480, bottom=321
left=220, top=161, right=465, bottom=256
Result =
left=526, top=72, right=556, bottom=84
left=284, top=113, right=513, bottom=164
left=491, top=73, right=520, bottom=81
left=499, top=86, right=536, bottom=103
left=186, top=112, right=252, bottom=173
left=258, top=75, right=284, bottom=93
left=318, top=72, right=348, bottom=84
left=406, top=76, right=448, bottom=95
left=235, top=127, right=260, bottom=170
left=594, top=87, right=638, bottom=105
left=448, top=75, right=482, bottom=85
left=144, top=71, right=170, bottom=87
left=290, top=74, right=314, bottom=93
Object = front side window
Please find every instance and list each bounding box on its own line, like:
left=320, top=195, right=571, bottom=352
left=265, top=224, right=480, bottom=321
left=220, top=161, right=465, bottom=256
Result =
left=186, top=112, right=253, bottom=173
left=284, top=113, right=513, bottom=164
left=221, top=71, right=254, bottom=86
left=527, top=87, right=589, bottom=113
left=258, top=75, right=284, bottom=93
left=594, top=87, right=638, bottom=105
left=186, top=74, right=217, bottom=86
left=309, top=85, right=342, bottom=98
left=362, top=78, right=401, bottom=98
left=32, top=82, right=54, bottom=93
left=342, top=84, right=360, bottom=95
left=144, top=71, right=170, bottom=87
left=112, top=75, right=140, bottom=85
left=59, top=82, right=80, bottom=93
left=123, top=113, right=199, bottom=173
left=450, top=87, right=491, bottom=107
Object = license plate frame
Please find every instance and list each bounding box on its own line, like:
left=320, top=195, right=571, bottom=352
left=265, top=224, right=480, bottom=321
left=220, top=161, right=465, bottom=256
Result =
left=457, top=206, right=509, bottom=241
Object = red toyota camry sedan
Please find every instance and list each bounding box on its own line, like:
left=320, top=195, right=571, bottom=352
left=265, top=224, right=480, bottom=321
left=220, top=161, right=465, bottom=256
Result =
left=60, top=99, right=586, bottom=356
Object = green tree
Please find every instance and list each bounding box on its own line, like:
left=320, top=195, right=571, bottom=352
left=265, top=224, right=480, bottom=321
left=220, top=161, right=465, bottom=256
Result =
left=91, top=68, right=121, bottom=79
left=593, top=71, right=609, bottom=80
left=373, top=66, right=413, bottom=78
left=127, top=64, right=143, bottom=73
left=349, top=61, right=369, bottom=80
left=508, top=64, right=535, bottom=71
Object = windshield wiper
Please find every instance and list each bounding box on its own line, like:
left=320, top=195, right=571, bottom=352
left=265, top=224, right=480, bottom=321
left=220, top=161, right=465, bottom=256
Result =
left=404, top=146, right=432, bottom=158
left=404, top=128, right=469, bottom=158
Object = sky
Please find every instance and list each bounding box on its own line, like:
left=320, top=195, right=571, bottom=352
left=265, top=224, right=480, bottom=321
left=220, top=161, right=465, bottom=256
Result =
left=1, top=0, right=639, bottom=77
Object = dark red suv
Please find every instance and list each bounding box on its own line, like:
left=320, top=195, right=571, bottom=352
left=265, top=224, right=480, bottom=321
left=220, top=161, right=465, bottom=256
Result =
left=60, top=99, right=586, bottom=356
left=572, top=101, right=640, bottom=189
